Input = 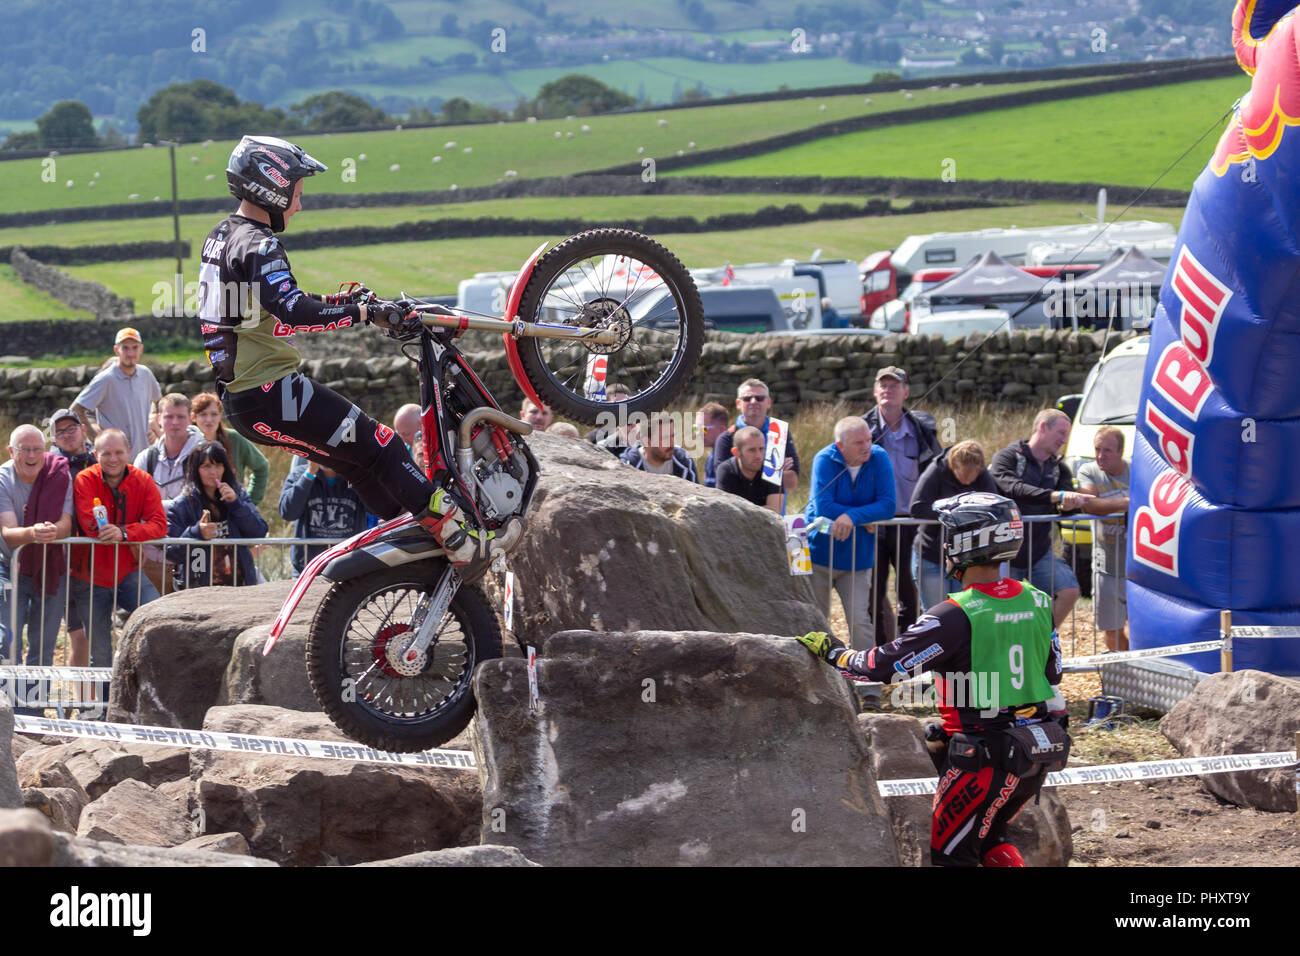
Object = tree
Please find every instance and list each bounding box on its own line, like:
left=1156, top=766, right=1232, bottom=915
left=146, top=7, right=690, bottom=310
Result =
left=441, top=97, right=474, bottom=124
left=291, top=91, right=390, bottom=130
left=440, top=12, right=459, bottom=37
left=36, top=100, right=99, bottom=148
left=137, top=80, right=241, bottom=142
left=1, top=130, right=40, bottom=151
left=533, top=74, right=635, bottom=117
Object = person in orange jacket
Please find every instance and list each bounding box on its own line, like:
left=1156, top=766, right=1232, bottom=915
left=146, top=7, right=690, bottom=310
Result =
left=68, top=429, right=167, bottom=671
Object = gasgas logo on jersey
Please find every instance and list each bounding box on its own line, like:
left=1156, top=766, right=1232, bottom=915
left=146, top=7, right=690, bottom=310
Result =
left=273, top=317, right=354, bottom=337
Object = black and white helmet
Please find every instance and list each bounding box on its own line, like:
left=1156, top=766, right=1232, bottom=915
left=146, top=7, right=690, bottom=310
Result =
left=226, top=135, right=326, bottom=232
left=935, top=492, right=1023, bottom=576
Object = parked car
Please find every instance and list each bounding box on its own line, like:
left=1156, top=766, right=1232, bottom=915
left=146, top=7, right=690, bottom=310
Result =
left=1054, top=333, right=1150, bottom=595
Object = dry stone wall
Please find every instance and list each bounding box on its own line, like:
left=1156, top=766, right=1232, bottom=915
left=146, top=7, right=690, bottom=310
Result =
left=0, top=328, right=1135, bottom=424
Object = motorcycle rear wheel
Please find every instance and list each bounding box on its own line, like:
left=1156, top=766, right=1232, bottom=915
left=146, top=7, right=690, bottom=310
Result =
left=306, top=564, right=501, bottom=753
left=516, top=228, right=705, bottom=424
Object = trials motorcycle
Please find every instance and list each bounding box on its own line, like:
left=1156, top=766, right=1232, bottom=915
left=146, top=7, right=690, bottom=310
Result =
left=261, top=229, right=705, bottom=752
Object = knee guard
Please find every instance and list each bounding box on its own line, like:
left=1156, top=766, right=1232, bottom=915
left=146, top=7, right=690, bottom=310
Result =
left=981, top=842, right=1025, bottom=867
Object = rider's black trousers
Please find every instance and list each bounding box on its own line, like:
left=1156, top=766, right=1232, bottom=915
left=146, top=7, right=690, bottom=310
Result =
left=223, top=371, right=434, bottom=520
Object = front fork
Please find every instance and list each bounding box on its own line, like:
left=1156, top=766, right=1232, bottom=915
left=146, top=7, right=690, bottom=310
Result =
left=401, top=564, right=459, bottom=665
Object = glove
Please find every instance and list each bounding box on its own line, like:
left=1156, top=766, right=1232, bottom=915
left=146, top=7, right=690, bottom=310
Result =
left=368, top=299, right=423, bottom=339
left=325, top=282, right=369, bottom=306
left=796, top=631, right=846, bottom=664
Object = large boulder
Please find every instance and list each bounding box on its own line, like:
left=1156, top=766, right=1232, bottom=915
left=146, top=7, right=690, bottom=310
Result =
left=16, top=739, right=187, bottom=799
left=486, top=433, right=827, bottom=651
left=218, top=623, right=318, bottom=712
left=858, top=713, right=1072, bottom=867
left=1160, top=669, right=1300, bottom=812
left=76, top=778, right=192, bottom=846
left=23, top=787, right=88, bottom=833
left=472, top=629, right=899, bottom=866
left=190, top=705, right=480, bottom=866
left=355, top=845, right=539, bottom=867
left=0, top=700, right=19, bottom=809
left=0, top=807, right=56, bottom=866
left=52, top=832, right=276, bottom=867
left=109, top=579, right=328, bottom=727
left=175, top=831, right=250, bottom=856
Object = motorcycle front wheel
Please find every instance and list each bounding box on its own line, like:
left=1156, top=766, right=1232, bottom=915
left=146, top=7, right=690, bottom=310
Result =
left=305, top=564, right=501, bottom=753
left=515, top=228, right=705, bottom=424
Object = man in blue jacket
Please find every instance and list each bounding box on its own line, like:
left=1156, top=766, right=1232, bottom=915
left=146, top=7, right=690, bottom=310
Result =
left=806, top=417, right=895, bottom=704
left=278, top=454, right=369, bottom=575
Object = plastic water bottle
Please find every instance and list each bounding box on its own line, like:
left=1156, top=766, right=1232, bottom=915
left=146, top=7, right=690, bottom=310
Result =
left=92, top=497, right=109, bottom=530
left=808, top=516, right=831, bottom=534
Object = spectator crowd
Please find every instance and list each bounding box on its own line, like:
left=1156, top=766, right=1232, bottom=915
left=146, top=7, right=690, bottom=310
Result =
left=1, top=327, right=1130, bottom=717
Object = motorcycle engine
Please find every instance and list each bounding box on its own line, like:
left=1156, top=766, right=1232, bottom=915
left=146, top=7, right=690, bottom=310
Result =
left=467, top=424, right=530, bottom=523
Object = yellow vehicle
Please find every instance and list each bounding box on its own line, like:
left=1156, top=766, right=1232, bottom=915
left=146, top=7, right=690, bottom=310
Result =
left=1054, top=334, right=1149, bottom=595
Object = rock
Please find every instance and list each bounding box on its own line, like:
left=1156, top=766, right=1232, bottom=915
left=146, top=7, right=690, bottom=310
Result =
left=0, top=700, right=19, bottom=809
left=1115, top=828, right=1131, bottom=838
left=16, top=738, right=185, bottom=797
left=76, top=779, right=192, bottom=847
left=857, top=713, right=935, bottom=867
left=23, top=787, right=87, bottom=833
left=1160, top=669, right=1300, bottom=811
left=0, top=807, right=56, bottom=865
left=109, top=579, right=328, bottom=728
left=16, top=754, right=86, bottom=796
left=355, top=845, right=539, bottom=867
left=192, top=706, right=480, bottom=866
left=473, top=629, right=899, bottom=866
left=859, top=712, right=1072, bottom=867
left=52, top=832, right=276, bottom=866
left=218, top=623, right=318, bottom=712
left=176, top=831, right=250, bottom=856
left=10, top=728, right=39, bottom=764
left=1146, top=819, right=1161, bottom=829
left=1006, top=779, right=1073, bottom=867
left=482, top=434, right=826, bottom=651
left=157, top=778, right=193, bottom=806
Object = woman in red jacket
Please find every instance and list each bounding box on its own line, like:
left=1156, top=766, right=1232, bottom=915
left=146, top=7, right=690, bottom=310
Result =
left=69, top=429, right=167, bottom=671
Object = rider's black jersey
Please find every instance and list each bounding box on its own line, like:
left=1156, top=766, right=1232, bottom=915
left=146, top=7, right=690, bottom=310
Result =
left=842, top=579, right=1063, bottom=734
left=198, top=215, right=364, bottom=392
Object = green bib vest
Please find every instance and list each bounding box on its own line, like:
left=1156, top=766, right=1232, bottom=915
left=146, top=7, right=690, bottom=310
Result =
left=948, top=584, right=1055, bottom=711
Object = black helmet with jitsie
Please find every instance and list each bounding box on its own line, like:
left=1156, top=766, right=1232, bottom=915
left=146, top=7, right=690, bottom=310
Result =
left=935, top=491, right=1023, bottom=579
left=226, top=135, right=326, bottom=233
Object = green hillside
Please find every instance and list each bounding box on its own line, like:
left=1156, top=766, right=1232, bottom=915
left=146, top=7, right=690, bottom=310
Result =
left=0, top=76, right=1089, bottom=214
left=681, top=75, right=1249, bottom=190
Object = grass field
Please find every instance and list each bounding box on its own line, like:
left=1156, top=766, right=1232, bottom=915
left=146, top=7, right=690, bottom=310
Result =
left=55, top=200, right=1183, bottom=312
left=0, top=265, right=91, bottom=322
left=682, top=75, right=1249, bottom=191
left=0, top=77, right=1090, bottom=215
left=0, top=193, right=883, bottom=251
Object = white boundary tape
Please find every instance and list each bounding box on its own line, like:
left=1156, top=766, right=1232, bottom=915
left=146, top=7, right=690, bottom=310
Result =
left=1224, top=626, right=1300, bottom=638
left=0, top=666, right=113, bottom=680
left=844, top=639, right=1228, bottom=684
left=12, top=715, right=478, bottom=771
left=877, top=749, right=1297, bottom=796
left=1061, top=639, right=1226, bottom=671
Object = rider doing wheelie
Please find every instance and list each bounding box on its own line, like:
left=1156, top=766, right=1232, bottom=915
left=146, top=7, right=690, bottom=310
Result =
left=199, top=134, right=518, bottom=564
left=798, top=492, right=1070, bottom=867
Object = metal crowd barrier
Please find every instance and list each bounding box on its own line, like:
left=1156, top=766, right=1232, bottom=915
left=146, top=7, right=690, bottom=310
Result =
left=1, top=535, right=344, bottom=715
left=810, top=512, right=1127, bottom=661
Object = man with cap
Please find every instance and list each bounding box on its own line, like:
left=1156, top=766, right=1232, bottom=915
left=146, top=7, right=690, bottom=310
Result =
left=862, top=366, right=942, bottom=641
left=71, top=327, right=163, bottom=459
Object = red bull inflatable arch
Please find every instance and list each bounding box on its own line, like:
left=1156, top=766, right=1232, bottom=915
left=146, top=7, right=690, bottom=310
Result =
left=1129, top=0, right=1300, bottom=674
